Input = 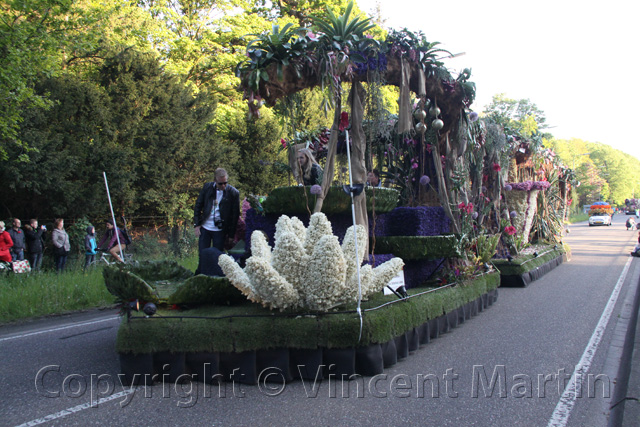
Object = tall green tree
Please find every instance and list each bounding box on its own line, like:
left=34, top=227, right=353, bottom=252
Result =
left=216, top=105, right=288, bottom=196
left=0, top=49, right=227, bottom=222
left=483, top=93, right=548, bottom=138
left=548, top=138, right=640, bottom=207
left=0, top=74, right=120, bottom=218
left=99, top=49, right=226, bottom=223
left=0, top=0, right=129, bottom=160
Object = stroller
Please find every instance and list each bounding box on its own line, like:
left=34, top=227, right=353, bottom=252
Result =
left=627, top=217, right=636, bottom=230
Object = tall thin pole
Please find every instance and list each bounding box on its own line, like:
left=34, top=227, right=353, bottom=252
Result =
left=345, top=129, right=363, bottom=341
left=103, top=172, right=124, bottom=263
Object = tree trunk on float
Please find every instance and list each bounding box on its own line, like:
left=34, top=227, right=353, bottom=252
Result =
left=314, top=98, right=341, bottom=213
left=348, top=81, right=369, bottom=255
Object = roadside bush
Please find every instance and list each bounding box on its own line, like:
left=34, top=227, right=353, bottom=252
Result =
left=133, top=233, right=169, bottom=259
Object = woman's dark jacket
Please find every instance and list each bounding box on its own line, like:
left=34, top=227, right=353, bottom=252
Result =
left=24, top=226, right=45, bottom=254
left=303, top=164, right=323, bottom=186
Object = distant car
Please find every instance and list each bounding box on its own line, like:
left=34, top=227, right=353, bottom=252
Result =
left=589, top=214, right=612, bottom=226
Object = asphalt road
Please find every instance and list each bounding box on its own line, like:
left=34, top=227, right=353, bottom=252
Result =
left=1, top=214, right=639, bottom=427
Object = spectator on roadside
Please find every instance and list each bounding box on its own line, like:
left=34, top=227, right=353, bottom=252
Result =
left=98, top=220, right=127, bottom=263
left=626, top=217, right=635, bottom=230
left=367, top=169, right=382, bottom=187
left=8, top=218, right=25, bottom=261
left=0, top=221, right=13, bottom=263
left=52, top=218, right=70, bottom=272
left=84, top=225, right=97, bottom=268
left=193, top=168, right=240, bottom=255
left=297, top=148, right=323, bottom=186
left=24, top=219, right=46, bottom=271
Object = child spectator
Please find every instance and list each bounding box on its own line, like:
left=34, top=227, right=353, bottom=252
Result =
left=84, top=225, right=97, bottom=268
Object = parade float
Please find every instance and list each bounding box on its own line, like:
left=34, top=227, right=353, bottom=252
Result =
left=108, top=2, right=569, bottom=383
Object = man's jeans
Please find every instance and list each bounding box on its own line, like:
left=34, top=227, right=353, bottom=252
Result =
left=29, top=252, right=43, bottom=271
left=198, top=228, right=224, bottom=253
left=11, top=248, right=24, bottom=261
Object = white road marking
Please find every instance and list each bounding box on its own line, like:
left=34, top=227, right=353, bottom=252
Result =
left=0, top=316, right=120, bottom=343
left=547, top=256, right=633, bottom=427
left=14, top=388, right=136, bottom=427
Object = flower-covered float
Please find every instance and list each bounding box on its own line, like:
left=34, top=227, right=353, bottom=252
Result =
left=110, top=1, right=572, bottom=382
left=110, top=212, right=500, bottom=385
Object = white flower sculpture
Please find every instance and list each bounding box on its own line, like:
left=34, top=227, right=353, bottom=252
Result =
left=218, top=212, right=405, bottom=311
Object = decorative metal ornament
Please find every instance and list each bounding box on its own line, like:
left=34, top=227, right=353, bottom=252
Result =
left=429, top=106, right=441, bottom=117
left=432, top=119, right=444, bottom=130
left=414, top=109, right=427, bottom=121
left=415, top=122, right=427, bottom=134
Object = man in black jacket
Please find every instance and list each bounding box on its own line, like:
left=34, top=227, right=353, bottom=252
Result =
left=24, top=219, right=46, bottom=271
left=193, top=168, right=240, bottom=253
left=8, top=218, right=26, bottom=261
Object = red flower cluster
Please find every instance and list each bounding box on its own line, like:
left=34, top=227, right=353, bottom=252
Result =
left=504, top=226, right=517, bottom=236
left=339, top=112, right=349, bottom=131
left=492, top=163, right=502, bottom=172
left=458, top=202, right=474, bottom=214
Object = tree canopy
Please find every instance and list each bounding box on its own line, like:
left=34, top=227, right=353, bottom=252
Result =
left=1, top=0, right=638, bottom=228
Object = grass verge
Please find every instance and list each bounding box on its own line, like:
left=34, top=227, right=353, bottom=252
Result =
left=0, top=269, right=115, bottom=323
left=0, top=254, right=200, bottom=324
left=567, top=213, right=589, bottom=223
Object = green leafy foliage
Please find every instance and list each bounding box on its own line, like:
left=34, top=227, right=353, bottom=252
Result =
left=217, top=106, right=290, bottom=196
left=548, top=138, right=640, bottom=208
left=491, top=245, right=566, bottom=276
left=67, top=218, right=95, bottom=255
left=169, top=275, right=246, bottom=306
left=103, top=260, right=194, bottom=304
left=373, top=235, right=461, bottom=260
left=312, top=1, right=375, bottom=44
left=473, top=234, right=500, bottom=264
left=483, top=94, right=548, bottom=138
left=243, top=23, right=312, bottom=92
left=386, top=28, right=451, bottom=75
left=0, top=50, right=222, bottom=223
left=530, top=169, right=565, bottom=243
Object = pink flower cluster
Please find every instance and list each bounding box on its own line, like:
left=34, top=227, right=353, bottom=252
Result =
left=458, top=202, right=474, bottom=215
left=504, top=226, right=517, bottom=236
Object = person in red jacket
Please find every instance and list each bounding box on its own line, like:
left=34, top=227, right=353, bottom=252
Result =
left=0, top=221, right=14, bottom=263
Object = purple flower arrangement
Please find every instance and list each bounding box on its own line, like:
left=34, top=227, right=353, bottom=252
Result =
left=353, top=52, right=388, bottom=75
left=385, top=207, right=451, bottom=237
left=403, top=259, right=445, bottom=289
left=506, top=181, right=552, bottom=191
